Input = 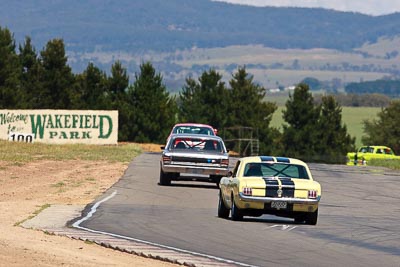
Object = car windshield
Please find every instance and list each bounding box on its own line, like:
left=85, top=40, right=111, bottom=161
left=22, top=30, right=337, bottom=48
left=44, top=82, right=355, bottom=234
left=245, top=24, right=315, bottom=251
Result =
left=173, top=126, right=215, bottom=135
left=170, top=137, right=222, bottom=152
left=243, top=163, right=309, bottom=179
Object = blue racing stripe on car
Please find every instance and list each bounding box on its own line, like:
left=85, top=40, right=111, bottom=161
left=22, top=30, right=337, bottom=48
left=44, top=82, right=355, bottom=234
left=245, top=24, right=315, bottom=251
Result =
left=263, top=178, right=279, bottom=197
left=279, top=178, right=295, bottom=197
left=260, top=156, right=274, bottom=162
left=276, top=157, right=290, bottom=163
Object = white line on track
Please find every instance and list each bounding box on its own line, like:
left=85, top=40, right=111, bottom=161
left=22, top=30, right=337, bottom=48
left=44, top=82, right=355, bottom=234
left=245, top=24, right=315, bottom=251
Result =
left=73, top=190, right=257, bottom=267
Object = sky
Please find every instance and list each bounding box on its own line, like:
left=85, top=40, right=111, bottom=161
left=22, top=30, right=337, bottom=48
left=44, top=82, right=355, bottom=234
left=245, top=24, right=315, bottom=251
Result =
left=213, top=0, right=400, bottom=16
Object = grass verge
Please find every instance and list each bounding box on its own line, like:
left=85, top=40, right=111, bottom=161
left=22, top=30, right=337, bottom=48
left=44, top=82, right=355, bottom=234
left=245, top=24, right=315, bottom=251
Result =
left=14, top=203, right=51, bottom=226
left=368, top=159, right=400, bottom=170
left=0, top=140, right=142, bottom=163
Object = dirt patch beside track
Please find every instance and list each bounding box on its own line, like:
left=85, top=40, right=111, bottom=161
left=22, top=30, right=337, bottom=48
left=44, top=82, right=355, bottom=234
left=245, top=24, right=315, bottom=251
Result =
left=0, top=143, right=176, bottom=267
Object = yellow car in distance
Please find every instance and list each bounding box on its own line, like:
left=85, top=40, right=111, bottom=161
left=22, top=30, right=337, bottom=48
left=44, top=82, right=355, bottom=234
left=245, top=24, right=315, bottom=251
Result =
left=218, top=156, right=321, bottom=225
left=346, top=145, right=400, bottom=166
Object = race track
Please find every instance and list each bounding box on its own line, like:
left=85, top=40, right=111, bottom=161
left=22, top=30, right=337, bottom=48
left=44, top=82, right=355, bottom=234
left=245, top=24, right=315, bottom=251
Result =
left=78, top=153, right=400, bottom=267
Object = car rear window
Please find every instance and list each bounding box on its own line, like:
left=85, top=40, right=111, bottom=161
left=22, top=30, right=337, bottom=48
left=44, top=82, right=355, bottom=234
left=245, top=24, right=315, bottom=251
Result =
left=170, top=137, right=223, bottom=152
left=173, top=126, right=215, bottom=135
left=243, top=163, right=309, bottom=179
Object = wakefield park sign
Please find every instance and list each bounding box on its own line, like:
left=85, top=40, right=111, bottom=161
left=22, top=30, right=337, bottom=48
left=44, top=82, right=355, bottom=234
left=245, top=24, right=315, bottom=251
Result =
left=1, top=110, right=118, bottom=145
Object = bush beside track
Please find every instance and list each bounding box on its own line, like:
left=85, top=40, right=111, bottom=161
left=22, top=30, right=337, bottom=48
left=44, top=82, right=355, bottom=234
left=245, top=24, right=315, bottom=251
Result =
left=368, top=158, right=400, bottom=170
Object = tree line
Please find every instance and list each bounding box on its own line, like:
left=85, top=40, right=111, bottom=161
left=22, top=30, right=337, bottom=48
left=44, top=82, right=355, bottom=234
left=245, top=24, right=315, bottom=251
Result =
left=313, top=93, right=392, bottom=107
left=2, top=26, right=399, bottom=161
left=345, top=79, right=400, bottom=97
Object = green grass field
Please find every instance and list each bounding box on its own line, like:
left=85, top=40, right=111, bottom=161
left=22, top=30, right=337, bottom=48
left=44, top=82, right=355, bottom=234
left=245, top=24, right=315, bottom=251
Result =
left=341, top=107, right=381, bottom=147
left=0, top=141, right=142, bottom=163
left=268, top=95, right=381, bottom=148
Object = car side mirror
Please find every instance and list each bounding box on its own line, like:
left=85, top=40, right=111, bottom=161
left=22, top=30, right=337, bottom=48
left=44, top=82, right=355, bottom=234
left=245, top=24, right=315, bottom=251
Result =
left=227, top=171, right=233, bottom=177
left=160, top=146, right=165, bottom=150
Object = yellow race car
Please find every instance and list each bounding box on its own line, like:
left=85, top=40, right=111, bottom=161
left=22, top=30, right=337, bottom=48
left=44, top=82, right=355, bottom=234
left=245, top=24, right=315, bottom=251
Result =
left=218, top=156, right=321, bottom=225
left=346, top=145, right=400, bottom=165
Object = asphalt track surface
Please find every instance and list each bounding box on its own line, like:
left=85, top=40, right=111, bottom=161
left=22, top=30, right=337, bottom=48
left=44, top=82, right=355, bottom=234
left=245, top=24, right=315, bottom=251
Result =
left=79, top=153, right=400, bottom=267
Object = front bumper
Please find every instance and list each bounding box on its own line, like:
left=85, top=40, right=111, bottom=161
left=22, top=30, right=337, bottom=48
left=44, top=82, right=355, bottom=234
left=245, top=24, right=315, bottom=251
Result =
left=239, top=193, right=321, bottom=204
left=162, top=164, right=229, bottom=176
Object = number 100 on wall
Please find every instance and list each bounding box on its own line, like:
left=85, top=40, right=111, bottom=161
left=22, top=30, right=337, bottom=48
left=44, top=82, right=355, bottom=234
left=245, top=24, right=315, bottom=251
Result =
left=8, top=132, right=35, bottom=143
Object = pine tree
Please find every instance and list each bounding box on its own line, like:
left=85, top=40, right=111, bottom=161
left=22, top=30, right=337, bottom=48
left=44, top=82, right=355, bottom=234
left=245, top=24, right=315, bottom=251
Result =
left=109, top=61, right=129, bottom=97
left=108, top=61, right=130, bottom=141
left=178, top=77, right=203, bottom=123
left=0, top=27, right=21, bottom=108
left=178, top=69, right=228, bottom=130
left=317, top=95, right=355, bottom=162
left=18, top=36, right=43, bottom=108
left=129, top=62, right=176, bottom=143
left=40, top=39, right=74, bottom=108
left=227, top=67, right=277, bottom=154
left=282, top=83, right=320, bottom=160
left=197, top=69, right=228, bottom=130
left=362, top=100, right=400, bottom=153
left=74, top=62, right=109, bottom=109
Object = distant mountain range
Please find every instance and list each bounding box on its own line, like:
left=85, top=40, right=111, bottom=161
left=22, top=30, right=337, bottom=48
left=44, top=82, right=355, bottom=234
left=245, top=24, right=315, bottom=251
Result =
left=2, top=0, right=400, bottom=90
left=2, top=0, right=400, bottom=52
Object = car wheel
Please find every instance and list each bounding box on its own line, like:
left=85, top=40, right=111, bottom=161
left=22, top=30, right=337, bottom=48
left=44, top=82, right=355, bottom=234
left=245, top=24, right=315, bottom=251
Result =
left=230, top=196, right=243, bottom=221
left=294, top=215, right=305, bottom=223
left=218, top=191, right=230, bottom=219
left=159, top=168, right=171, bottom=186
left=305, top=209, right=318, bottom=225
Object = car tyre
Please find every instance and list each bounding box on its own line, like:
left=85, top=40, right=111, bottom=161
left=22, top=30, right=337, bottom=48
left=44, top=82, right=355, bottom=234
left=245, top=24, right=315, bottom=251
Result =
left=218, top=191, right=230, bottom=219
left=159, top=168, right=171, bottom=186
left=305, top=209, right=318, bottom=225
left=294, top=215, right=305, bottom=223
left=231, top=196, right=243, bottom=221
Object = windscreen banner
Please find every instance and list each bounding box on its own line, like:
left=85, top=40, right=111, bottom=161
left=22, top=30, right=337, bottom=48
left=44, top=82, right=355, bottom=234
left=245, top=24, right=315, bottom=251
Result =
left=0, top=110, right=118, bottom=145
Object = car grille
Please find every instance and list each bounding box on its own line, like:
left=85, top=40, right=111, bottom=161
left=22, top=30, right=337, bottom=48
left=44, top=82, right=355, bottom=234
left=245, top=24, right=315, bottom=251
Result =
left=171, top=156, right=222, bottom=164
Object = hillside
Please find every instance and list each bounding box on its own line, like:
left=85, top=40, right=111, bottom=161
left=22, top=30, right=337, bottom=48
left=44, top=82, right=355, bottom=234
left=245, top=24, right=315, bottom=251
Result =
left=2, top=0, right=400, bottom=52
left=2, top=0, right=400, bottom=89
